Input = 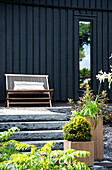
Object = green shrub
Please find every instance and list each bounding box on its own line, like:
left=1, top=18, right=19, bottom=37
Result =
left=68, top=83, right=108, bottom=129
left=0, top=127, right=90, bottom=170
left=63, top=116, right=92, bottom=141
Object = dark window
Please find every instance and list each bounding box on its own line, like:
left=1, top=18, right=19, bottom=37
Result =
left=79, top=21, right=91, bottom=89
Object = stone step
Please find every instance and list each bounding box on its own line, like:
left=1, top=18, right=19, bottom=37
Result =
left=21, top=140, right=64, bottom=150
left=7, top=130, right=63, bottom=140
left=0, top=113, right=68, bottom=122
left=0, top=111, right=67, bottom=151
left=94, top=160, right=112, bottom=168
left=0, top=121, right=68, bottom=131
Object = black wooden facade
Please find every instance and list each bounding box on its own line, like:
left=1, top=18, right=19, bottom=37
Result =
left=0, top=0, right=112, bottom=101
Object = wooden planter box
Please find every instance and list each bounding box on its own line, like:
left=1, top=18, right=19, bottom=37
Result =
left=86, top=117, right=104, bottom=161
left=64, top=140, right=94, bottom=166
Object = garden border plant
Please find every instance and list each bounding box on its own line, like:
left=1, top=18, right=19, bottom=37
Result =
left=0, top=127, right=90, bottom=170
left=63, top=116, right=94, bottom=166
left=68, top=83, right=106, bottom=161
left=68, top=83, right=108, bottom=129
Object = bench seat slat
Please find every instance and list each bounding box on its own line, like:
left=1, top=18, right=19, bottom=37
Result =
left=7, top=89, right=54, bottom=92
left=9, top=102, right=50, bottom=104
left=6, top=98, right=52, bottom=100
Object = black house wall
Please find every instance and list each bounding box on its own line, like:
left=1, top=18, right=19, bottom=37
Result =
left=0, top=0, right=112, bottom=101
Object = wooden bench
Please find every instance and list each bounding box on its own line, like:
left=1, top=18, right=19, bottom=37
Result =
left=5, top=74, right=54, bottom=108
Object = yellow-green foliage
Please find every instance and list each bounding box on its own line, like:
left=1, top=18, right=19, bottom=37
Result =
left=63, top=116, right=92, bottom=141
left=0, top=127, right=90, bottom=170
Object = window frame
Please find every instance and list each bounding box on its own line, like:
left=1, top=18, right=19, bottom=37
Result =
left=74, top=15, right=97, bottom=99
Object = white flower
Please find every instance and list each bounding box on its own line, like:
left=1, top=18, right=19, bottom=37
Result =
left=96, top=56, right=112, bottom=90
left=96, top=70, right=109, bottom=83
left=99, top=70, right=103, bottom=73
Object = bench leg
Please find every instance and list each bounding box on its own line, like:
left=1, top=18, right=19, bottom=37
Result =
left=7, top=100, right=9, bottom=108
left=49, top=100, right=52, bottom=107
left=6, top=92, right=9, bottom=108
left=48, top=92, right=52, bottom=107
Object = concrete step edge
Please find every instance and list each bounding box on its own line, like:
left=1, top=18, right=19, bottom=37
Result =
left=21, top=140, right=64, bottom=143
left=0, top=121, right=68, bottom=124
left=0, top=122, right=67, bottom=131
left=20, top=140, right=64, bottom=150
left=8, top=130, right=64, bottom=140
left=0, top=114, right=68, bottom=121
left=13, top=130, right=63, bottom=133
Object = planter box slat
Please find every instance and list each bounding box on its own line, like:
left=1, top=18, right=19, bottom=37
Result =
left=64, top=140, right=94, bottom=166
left=86, top=117, right=104, bottom=161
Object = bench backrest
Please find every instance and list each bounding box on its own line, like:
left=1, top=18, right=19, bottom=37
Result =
left=5, top=74, right=49, bottom=90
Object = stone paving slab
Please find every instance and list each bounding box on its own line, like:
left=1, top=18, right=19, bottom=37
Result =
left=94, top=161, right=112, bottom=168
left=90, top=165, right=108, bottom=170
left=7, top=130, right=63, bottom=140
left=0, top=106, right=71, bottom=115
left=21, top=140, right=63, bottom=150
left=0, top=114, right=68, bottom=122
left=0, top=121, right=68, bottom=130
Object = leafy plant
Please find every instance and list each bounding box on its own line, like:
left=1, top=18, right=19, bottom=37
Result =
left=68, top=84, right=108, bottom=129
left=0, top=127, right=90, bottom=170
left=79, top=22, right=90, bottom=50
left=0, top=126, right=22, bottom=162
left=80, top=68, right=90, bottom=78
left=63, top=116, right=92, bottom=141
left=79, top=68, right=91, bottom=88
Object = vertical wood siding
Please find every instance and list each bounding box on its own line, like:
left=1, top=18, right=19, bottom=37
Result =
left=0, top=0, right=112, bottom=100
